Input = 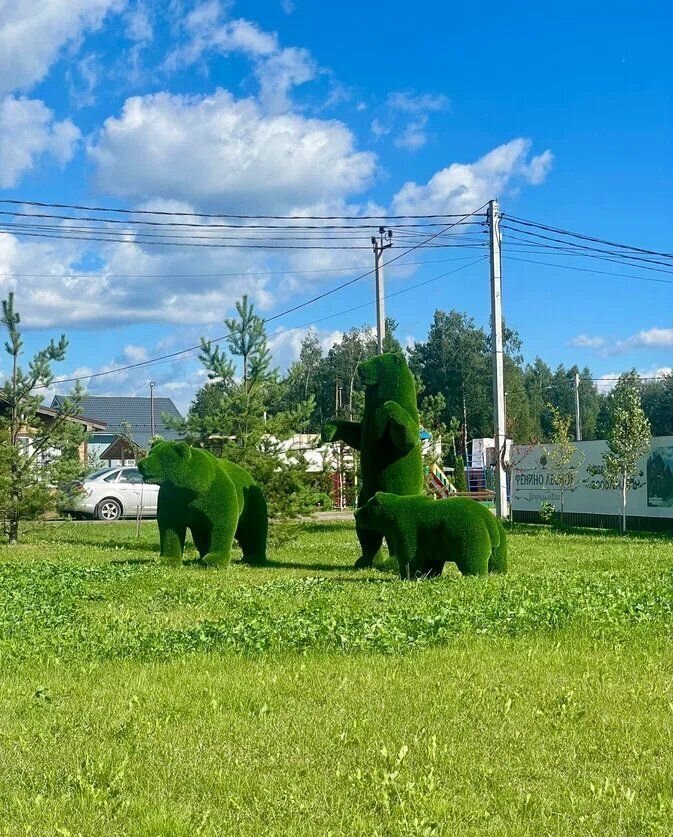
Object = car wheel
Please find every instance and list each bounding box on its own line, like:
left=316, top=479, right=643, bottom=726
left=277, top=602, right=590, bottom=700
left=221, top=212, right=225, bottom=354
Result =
left=96, top=498, right=122, bottom=521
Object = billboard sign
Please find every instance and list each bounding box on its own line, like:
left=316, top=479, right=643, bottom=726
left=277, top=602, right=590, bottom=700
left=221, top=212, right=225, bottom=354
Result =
left=511, top=436, right=673, bottom=519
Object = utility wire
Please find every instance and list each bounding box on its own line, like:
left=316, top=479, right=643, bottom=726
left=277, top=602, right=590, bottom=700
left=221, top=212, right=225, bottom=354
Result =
left=0, top=226, right=487, bottom=251
left=40, top=204, right=488, bottom=387
left=273, top=256, right=488, bottom=336
left=0, top=198, right=486, bottom=222
left=501, top=232, right=673, bottom=275
left=0, top=208, right=484, bottom=230
left=0, top=254, right=484, bottom=281
left=504, top=254, right=673, bottom=285
left=41, top=258, right=487, bottom=391
left=0, top=218, right=487, bottom=241
left=503, top=213, right=673, bottom=259
left=501, top=224, right=673, bottom=270
left=502, top=232, right=670, bottom=259
left=503, top=244, right=673, bottom=276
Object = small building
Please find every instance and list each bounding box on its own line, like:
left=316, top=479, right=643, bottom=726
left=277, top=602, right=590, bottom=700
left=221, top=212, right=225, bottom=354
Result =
left=467, top=436, right=513, bottom=494
left=51, top=395, right=183, bottom=467
left=5, top=405, right=107, bottom=463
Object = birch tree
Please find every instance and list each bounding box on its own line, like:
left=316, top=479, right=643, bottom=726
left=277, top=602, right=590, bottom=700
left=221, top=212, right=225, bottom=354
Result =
left=601, top=373, right=650, bottom=532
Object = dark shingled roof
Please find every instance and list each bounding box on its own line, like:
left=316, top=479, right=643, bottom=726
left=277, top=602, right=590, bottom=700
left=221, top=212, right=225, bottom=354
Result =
left=51, top=395, right=183, bottom=451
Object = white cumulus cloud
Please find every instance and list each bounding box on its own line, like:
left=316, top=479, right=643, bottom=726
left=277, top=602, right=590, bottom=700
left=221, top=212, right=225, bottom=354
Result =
left=88, top=89, right=376, bottom=212
left=392, top=138, right=553, bottom=215
left=0, top=95, right=80, bottom=187
left=394, top=118, right=431, bottom=151
left=124, top=2, right=153, bottom=43
left=255, top=46, right=316, bottom=114
left=593, top=366, right=672, bottom=394
left=569, top=334, right=606, bottom=349
left=573, top=327, right=673, bottom=355
left=0, top=0, right=124, bottom=97
left=166, top=6, right=278, bottom=69
left=164, top=2, right=317, bottom=113
left=269, top=326, right=342, bottom=370
left=617, top=327, right=673, bottom=351
left=387, top=91, right=449, bottom=114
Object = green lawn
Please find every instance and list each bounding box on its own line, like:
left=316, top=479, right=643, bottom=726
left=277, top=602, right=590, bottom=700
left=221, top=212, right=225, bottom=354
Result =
left=1, top=520, right=672, bottom=836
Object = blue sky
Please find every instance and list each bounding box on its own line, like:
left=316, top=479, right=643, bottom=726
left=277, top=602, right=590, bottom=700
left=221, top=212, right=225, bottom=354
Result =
left=0, top=0, right=671, bottom=411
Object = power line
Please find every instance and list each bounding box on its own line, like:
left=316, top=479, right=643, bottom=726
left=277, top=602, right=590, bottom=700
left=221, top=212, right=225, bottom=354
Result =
left=268, top=257, right=488, bottom=339
left=43, top=258, right=487, bottom=391
left=588, top=376, right=669, bottom=382
left=40, top=204, right=488, bottom=387
left=0, top=254, right=485, bottom=281
left=0, top=197, right=486, bottom=222
left=0, top=208, right=484, bottom=231
left=504, top=255, right=673, bottom=285
left=501, top=223, right=673, bottom=270
left=503, top=213, right=673, bottom=260
left=0, top=225, right=487, bottom=251
left=501, top=232, right=673, bottom=275
left=0, top=256, right=475, bottom=281
left=0, top=218, right=486, bottom=242
left=502, top=233, right=671, bottom=260
left=46, top=258, right=488, bottom=387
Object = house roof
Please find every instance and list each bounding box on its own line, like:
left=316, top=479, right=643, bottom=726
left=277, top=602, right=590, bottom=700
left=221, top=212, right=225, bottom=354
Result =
left=36, top=405, right=107, bottom=431
left=51, top=395, right=183, bottom=451
left=0, top=398, right=106, bottom=431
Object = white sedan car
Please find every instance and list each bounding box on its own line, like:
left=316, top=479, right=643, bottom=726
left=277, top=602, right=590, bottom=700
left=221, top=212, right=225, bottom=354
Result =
left=65, top=467, right=159, bottom=521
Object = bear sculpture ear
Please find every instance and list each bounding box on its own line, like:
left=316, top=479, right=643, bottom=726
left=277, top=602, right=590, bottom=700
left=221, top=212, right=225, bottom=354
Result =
left=175, top=441, right=192, bottom=460
left=150, top=439, right=162, bottom=450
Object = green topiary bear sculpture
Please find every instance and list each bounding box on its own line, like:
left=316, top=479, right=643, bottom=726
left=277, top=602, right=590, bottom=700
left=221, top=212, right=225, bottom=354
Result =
left=355, top=492, right=508, bottom=579
left=137, top=441, right=267, bottom=568
left=322, top=352, right=424, bottom=568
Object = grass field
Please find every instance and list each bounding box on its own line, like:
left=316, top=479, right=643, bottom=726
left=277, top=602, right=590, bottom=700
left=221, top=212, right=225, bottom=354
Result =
left=1, top=519, right=672, bottom=836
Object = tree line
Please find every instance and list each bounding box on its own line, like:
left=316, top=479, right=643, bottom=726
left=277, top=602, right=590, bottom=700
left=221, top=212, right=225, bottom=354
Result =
left=270, top=307, right=672, bottom=446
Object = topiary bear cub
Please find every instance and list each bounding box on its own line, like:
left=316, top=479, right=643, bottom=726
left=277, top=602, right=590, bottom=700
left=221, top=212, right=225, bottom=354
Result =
left=355, top=492, right=508, bottom=579
left=137, top=441, right=267, bottom=568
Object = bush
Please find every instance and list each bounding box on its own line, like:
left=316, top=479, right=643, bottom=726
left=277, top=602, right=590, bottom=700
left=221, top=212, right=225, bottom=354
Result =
left=539, top=500, right=556, bottom=525
left=453, top=456, right=467, bottom=492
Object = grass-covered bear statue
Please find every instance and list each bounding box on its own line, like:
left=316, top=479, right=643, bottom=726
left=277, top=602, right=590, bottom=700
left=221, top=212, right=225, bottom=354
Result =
left=137, top=441, right=267, bottom=568
left=322, top=352, right=424, bottom=569
left=355, top=492, right=508, bottom=579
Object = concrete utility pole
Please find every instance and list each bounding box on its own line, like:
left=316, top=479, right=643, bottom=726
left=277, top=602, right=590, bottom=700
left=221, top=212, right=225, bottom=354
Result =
left=149, top=381, right=156, bottom=439
left=488, top=199, right=508, bottom=519
left=574, top=371, right=582, bottom=441
left=372, top=227, right=393, bottom=354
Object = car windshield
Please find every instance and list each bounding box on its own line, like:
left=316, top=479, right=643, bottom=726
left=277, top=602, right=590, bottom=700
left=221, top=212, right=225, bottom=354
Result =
left=88, top=468, right=117, bottom=480
left=119, top=468, right=144, bottom=484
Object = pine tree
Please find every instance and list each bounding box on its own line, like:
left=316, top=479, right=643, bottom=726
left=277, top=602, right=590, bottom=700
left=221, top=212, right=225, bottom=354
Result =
left=0, top=293, right=87, bottom=543
left=174, top=296, right=323, bottom=518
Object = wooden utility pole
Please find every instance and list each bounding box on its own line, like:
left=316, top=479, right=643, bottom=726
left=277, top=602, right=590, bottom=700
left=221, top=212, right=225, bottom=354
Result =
left=488, top=199, right=508, bottom=519
left=372, top=227, right=393, bottom=353
left=149, top=381, right=156, bottom=439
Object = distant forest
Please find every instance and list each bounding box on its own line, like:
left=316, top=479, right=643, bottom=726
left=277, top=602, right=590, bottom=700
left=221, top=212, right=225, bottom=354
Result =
left=191, top=308, right=673, bottom=452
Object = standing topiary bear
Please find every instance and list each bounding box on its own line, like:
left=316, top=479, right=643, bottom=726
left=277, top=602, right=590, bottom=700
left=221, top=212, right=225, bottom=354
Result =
left=355, top=492, right=508, bottom=579
left=137, top=441, right=267, bottom=567
left=322, top=352, right=424, bottom=568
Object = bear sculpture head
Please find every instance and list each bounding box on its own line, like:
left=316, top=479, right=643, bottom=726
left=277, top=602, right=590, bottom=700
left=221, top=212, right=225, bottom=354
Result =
left=357, top=352, right=418, bottom=415
left=137, top=440, right=196, bottom=486
left=354, top=491, right=397, bottom=529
